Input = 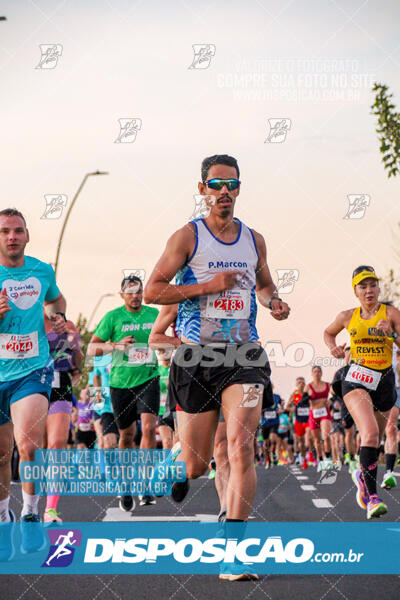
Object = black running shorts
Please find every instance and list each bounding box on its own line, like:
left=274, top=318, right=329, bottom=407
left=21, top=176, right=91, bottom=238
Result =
left=76, top=429, right=96, bottom=448
left=261, top=424, right=279, bottom=439
left=110, top=376, right=160, bottom=430
left=101, top=412, right=119, bottom=436
left=341, top=364, right=396, bottom=413
left=168, top=343, right=270, bottom=414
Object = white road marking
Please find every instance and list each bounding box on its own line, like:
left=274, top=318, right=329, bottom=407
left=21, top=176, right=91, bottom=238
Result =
left=301, top=485, right=316, bottom=491
left=312, top=499, right=333, bottom=508
left=295, top=476, right=308, bottom=480
left=102, top=509, right=217, bottom=522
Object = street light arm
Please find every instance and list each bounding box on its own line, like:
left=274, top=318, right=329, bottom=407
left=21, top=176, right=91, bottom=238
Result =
left=87, top=293, right=115, bottom=330
left=54, top=171, right=108, bottom=277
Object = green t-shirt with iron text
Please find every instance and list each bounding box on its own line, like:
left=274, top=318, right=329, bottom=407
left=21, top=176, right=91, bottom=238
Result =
left=94, top=304, right=159, bottom=388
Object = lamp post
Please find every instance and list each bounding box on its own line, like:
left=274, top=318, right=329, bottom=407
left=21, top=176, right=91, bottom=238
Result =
left=54, top=170, right=108, bottom=276
left=88, top=293, right=115, bottom=330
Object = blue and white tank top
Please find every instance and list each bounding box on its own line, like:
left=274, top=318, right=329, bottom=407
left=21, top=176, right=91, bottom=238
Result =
left=176, top=218, right=259, bottom=344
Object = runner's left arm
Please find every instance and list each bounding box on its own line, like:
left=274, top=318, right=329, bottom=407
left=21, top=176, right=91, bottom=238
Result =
left=44, top=293, right=67, bottom=334
left=252, top=230, right=290, bottom=320
left=148, top=304, right=181, bottom=350
left=382, top=305, right=400, bottom=349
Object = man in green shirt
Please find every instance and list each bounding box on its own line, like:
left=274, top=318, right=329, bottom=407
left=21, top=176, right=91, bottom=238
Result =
left=88, top=275, right=160, bottom=510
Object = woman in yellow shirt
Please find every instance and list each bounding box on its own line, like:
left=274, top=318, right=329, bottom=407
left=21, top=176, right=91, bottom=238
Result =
left=324, top=265, right=400, bottom=519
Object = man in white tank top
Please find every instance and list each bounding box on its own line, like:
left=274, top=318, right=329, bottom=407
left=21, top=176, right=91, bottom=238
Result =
left=145, top=155, right=290, bottom=548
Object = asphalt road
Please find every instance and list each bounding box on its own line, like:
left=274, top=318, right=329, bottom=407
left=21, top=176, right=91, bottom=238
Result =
left=1, top=463, right=399, bottom=600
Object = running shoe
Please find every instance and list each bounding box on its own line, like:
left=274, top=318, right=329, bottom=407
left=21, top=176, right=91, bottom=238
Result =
left=352, top=469, right=369, bottom=510
left=0, top=510, right=15, bottom=561
left=139, top=495, right=156, bottom=506
left=20, top=514, right=46, bottom=554
left=171, top=479, right=190, bottom=503
left=381, top=472, right=397, bottom=489
left=301, top=458, right=308, bottom=470
left=43, top=509, right=62, bottom=523
left=324, top=457, right=334, bottom=469
left=317, top=461, right=324, bottom=472
left=348, top=460, right=357, bottom=474
left=118, top=495, right=135, bottom=512
left=367, top=494, right=387, bottom=519
left=265, top=461, right=271, bottom=470
left=208, top=469, right=216, bottom=480
left=344, top=452, right=350, bottom=465
left=219, top=562, right=259, bottom=581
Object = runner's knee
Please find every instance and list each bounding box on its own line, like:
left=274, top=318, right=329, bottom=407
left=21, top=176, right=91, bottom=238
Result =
left=385, top=421, right=397, bottom=441
left=214, top=437, right=228, bottom=465
left=120, top=430, right=134, bottom=445
left=17, top=439, right=39, bottom=460
left=362, top=428, right=379, bottom=447
left=228, top=436, right=254, bottom=468
left=47, top=436, right=68, bottom=450
left=141, top=421, right=156, bottom=438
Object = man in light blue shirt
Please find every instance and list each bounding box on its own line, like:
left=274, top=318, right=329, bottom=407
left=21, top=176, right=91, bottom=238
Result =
left=0, top=208, right=67, bottom=555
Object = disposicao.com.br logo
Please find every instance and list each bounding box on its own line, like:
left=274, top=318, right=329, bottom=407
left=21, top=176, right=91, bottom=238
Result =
left=0, top=522, right=398, bottom=574
left=42, top=529, right=82, bottom=568
left=83, top=535, right=363, bottom=566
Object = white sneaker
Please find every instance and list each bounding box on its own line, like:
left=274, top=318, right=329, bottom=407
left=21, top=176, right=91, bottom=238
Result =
left=381, top=471, right=396, bottom=489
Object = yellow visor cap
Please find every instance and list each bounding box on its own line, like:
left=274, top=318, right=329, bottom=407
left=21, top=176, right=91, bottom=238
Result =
left=352, top=270, right=379, bottom=288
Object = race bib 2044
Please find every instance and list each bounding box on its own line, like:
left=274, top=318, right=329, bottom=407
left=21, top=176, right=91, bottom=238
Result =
left=0, top=332, right=39, bottom=359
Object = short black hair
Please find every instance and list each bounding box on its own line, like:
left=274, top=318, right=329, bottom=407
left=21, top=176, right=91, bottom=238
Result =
left=121, top=275, right=143, bottom=291
left=0, top=208, right=26, bottom=226
left=201, top=154, right=240, bottom=183
left=352, top=265, right=375, bottom=278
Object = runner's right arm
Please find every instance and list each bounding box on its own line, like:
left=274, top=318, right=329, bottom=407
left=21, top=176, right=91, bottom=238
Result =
left=324, top=310, right=352, bottom=358
left=284, top=391, right=295, bottom=409
left=144, top=225, right=240, bottom=305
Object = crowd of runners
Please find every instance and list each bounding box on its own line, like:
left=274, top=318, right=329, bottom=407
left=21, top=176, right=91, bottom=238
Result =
left=1, top=154, right=400, bottom=580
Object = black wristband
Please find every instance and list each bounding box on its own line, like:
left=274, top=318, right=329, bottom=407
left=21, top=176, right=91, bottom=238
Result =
left=268, top=296, right=282, bottom=310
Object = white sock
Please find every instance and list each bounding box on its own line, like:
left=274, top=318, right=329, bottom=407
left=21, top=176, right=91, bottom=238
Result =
left=0, top=497, right=11, bottom=522
left=21, top=490, right=39, bottom=517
